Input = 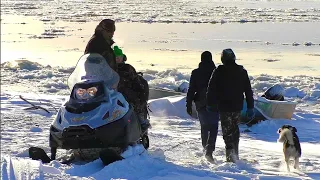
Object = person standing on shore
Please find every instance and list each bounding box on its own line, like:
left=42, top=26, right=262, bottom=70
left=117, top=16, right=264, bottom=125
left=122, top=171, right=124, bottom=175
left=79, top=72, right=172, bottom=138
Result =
left=186, top=51, right=219, bottom=163
left=206, top=48, right=255, bottom=163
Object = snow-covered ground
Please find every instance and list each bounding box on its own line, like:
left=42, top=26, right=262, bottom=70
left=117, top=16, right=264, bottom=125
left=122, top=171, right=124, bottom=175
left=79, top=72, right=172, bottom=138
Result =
left=1, top=61, right=320, bottom=111
left=1, top=0, right=320, bottom=179
left=1, top=61, right=320, bottom=179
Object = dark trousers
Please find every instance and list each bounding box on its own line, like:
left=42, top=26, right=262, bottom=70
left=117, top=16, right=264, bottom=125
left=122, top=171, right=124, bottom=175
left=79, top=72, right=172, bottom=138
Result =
left=197, top=108, right=219, bottom=153
left=220, top=111, right=241, bottom=161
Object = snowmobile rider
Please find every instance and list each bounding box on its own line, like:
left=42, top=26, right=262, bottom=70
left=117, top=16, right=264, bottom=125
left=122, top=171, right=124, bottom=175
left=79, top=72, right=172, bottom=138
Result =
left=186, top=51, right=219, bottom=163
left=85, top=19, right=117, bottom=71
left=114, top=46, right=151, bottom=133
left=206, top=48, right=255, bottom=163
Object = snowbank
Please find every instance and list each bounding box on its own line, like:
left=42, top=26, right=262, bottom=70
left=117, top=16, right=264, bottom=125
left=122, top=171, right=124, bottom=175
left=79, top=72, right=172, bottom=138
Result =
left=1, top=60, right=44, bottom=71
left=1, top=91, right=320, bottom=180
left=2, top=60, right=319, bottom=101
left=310, top=83, right=320, bottom=98
left=149, top=96, right=190, bottom=119
left=284, top=87, right=306, bottom=98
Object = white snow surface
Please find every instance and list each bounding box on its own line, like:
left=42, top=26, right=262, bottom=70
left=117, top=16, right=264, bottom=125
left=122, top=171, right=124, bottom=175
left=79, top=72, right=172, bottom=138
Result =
left=1, top=61, right=320, bottom=180
left=2, top=60, right=320, bottom=100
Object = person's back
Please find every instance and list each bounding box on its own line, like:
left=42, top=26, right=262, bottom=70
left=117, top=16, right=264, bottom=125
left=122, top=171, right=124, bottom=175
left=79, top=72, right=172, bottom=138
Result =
left=187, top=51, right=216, bottom=110
left=117, top=64, right=145, bottom=108
left=207, top=49, right=254, bottom=113
left=210, top=64, right=252, bottom=111
left=207, top=48, right=254, bottom=163
left=186, top=51, right=218, bottom=163
left=116, top=53, right=150, bottom=132
left=85, top=19, right=117, bottom=71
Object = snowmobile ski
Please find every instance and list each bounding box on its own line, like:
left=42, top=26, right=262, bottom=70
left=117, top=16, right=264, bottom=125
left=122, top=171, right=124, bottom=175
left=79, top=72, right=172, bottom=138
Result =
left=29, top=147, right=51, bottom=163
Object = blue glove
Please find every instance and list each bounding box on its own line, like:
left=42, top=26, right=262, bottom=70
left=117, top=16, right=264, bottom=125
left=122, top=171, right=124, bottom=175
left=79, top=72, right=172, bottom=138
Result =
left=246, top=108, right=255, bottom=120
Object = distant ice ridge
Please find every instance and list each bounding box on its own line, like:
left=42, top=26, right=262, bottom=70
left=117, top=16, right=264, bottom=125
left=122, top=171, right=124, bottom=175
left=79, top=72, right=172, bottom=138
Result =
left=1, top=0, right=320, bottom=24
left=1, top=60, right=320, bottom=102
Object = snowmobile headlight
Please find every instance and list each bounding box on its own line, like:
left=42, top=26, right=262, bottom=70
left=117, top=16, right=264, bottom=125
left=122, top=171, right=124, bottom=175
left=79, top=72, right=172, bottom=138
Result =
left=75, top=87, right=98, bottom=100
left=87, top=87, right=98, bottom=96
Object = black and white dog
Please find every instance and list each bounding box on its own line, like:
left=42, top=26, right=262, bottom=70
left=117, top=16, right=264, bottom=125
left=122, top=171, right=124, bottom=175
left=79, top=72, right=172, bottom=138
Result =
left=277, top=125, right=301, bottom=172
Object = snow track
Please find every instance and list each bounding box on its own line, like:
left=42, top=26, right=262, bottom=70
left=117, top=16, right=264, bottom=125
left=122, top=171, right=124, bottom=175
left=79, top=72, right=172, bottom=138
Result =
left=1, top=156, right=42, bottom=180
left=1, top=93, right=320, bottom=179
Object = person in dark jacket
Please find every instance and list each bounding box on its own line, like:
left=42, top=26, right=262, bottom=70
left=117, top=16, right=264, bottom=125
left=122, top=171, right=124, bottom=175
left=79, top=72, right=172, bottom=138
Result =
left=206, top=48, right=255, bottom=163
left=186, top=51, right=219, bottom=162
left=115, top=47, right=151, bottom=133
left=84, top=19, right=117, bottom=71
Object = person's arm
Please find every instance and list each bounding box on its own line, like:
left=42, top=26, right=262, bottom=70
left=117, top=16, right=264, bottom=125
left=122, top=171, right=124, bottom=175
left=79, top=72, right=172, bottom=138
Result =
left=243, top=69, right=254, bottom=109
left=84, top=36, right=95, bottom=54
left=206, top=69, right=218, bottom=112
left=142, top=77, right=149, bottom=101
left=186, top=71, right=196, bottom=107
left=84, top=36, right=103, bottom=54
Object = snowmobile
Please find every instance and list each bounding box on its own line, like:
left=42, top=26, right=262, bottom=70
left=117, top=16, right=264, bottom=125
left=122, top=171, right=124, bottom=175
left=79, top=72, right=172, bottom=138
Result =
left=30, top=53, right=149, bottom=165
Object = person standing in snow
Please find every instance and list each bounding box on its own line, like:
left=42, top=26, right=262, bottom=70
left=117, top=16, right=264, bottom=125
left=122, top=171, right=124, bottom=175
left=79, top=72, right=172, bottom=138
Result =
left=206, top=48, right=255, bottom=163
left=186, top=51, right=219, bottom=162
left=84, top=19, right=117, bottom=71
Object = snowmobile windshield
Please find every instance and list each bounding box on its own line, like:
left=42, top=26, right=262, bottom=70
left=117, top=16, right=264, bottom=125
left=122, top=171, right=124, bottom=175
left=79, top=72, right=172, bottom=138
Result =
left=67, top=53, right=120, bottom=90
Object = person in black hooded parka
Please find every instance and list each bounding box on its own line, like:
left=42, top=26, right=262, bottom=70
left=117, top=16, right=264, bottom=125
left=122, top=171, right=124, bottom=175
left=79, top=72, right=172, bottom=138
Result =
left=186, top=51, right=219, bottom=162
left=206, top=48, right=254, bottom=163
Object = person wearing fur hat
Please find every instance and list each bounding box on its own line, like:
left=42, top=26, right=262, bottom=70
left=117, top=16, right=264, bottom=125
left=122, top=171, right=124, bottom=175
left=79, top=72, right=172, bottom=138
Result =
left=186, top=51, right=218, bottom=163
left=206, top=48, right=254, bottom=163
left=85, top=19, right=117, bottom=71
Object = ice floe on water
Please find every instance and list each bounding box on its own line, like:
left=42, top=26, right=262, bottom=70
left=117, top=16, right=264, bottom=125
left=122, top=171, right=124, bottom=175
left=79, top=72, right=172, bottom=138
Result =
left=1, top=60, right=320, bottom=104
left=1, top=0, right=320, bottom=24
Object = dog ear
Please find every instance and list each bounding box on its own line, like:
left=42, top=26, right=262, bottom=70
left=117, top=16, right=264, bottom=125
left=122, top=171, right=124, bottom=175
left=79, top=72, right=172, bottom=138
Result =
left=292, top=127, right=297, bottom=132
left=277, top=128, right=282, bottom=134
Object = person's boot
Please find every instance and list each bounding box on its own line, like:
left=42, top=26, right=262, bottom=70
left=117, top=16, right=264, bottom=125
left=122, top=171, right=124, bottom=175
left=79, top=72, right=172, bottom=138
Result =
left=29, top=147, right=51, bottom=163
left=234, top=141, right=239, bottom=161
left=141, top=120, right=151, bottom=134
left=226, top=149, right=232, bottom=162
left=226, top=148, right=237, bottom=163
left=139, top=114, right=151, bottom=134
left=205, top=149, right=214, bottom=163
